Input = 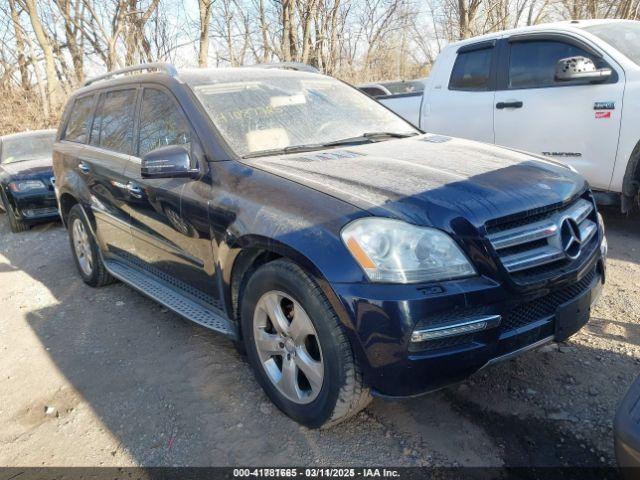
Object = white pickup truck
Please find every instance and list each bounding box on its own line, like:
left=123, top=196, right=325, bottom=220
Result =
left=378, top=19, right=640, bottom=212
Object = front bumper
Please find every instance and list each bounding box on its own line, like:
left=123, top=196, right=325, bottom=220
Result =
left=333, top=248, right=605, bottom=397
left=12, top=191, right=59, bottom=222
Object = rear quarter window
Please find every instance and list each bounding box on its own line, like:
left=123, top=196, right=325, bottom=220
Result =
left=63, top=95, right=95, bottom=143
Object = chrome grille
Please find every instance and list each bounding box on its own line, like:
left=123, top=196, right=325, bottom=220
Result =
left=487, top=198, right=597, bottom=275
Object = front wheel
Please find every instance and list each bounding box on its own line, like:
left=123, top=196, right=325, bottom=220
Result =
left=1, top=192, right=29, bottom=233
left=241, top=259, right=371, bottom=428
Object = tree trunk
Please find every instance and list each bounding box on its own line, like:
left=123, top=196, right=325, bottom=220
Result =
left=8, top=0, right=30, bottom=90
left=24, top=0, right=62, bottom=110
left=198, top=0, right=213, bottom=67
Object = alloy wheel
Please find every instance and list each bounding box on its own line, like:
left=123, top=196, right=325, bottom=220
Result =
left=253, top=290, right=324, bottom=404
left=72, top=218, right=94, bottom=276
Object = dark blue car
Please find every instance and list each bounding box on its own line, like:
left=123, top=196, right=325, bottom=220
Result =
left=52, top=64, right=607, bottom=427
left=0, top=130, right=58, bottom=232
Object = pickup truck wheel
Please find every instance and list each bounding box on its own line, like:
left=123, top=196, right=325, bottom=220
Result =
left=67, top=204, right=115, bottom=287
left=1, top=192, right=29, bottom=233
left=241, top=259, right=371, bottom=428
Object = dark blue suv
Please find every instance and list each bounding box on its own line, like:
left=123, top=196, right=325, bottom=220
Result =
left=52, top=63, right=607, bottom=427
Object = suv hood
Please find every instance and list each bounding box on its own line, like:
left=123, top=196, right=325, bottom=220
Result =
left=244, top=135, right=587, bottom=229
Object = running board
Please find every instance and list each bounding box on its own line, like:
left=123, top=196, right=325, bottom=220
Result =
left=104, top=259, right=237, bottom=339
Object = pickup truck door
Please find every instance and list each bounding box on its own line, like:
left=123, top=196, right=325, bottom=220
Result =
left=424, top=41, right=498, bottom=143
left=493, top=35, right=624, bottom=190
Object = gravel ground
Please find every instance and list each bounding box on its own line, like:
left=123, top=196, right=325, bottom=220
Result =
left=0, top=206, right=638, bottom=469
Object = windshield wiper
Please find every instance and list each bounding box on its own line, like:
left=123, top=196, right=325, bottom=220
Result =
left=323, top=131, right=418, bottom=147
left=242, top=143, right=329, bottom=159
left=241, top=132, right=418, bottom=159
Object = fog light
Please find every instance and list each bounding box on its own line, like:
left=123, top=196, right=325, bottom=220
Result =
left=411, top=315, right=501, bottom=343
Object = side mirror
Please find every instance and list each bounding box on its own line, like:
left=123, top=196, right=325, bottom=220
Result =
left=141, top=145, right=199, bottom=179
left=555, top=56, right=612, bottom=83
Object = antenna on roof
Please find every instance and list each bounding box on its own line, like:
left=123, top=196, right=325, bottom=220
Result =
left=82, top=62, right=179, bottom=87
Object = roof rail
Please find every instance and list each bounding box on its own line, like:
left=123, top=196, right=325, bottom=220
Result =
left=250, top=62, right=320, bottom=74
left=82, top=62, right=179, bottom=87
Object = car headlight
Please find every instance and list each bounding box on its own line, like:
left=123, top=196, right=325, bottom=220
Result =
left=9, top=180, right=47, bottom=192
left=341, top=218, right=476, bottom=283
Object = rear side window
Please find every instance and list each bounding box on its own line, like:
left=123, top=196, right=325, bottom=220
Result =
left=90, top=89, right=137, bottom=154
left=449, top=48, right=494, bottom=91
left=63, top=95, right=95, bottom=143
left=137, top=88, right=191, bottom=157
left=508, top=41, right=601, bottom=89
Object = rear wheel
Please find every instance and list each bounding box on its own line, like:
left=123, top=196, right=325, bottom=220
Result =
left=241, top=259, right=371, bottom=428
left=67, top=204, right=115, bottom=287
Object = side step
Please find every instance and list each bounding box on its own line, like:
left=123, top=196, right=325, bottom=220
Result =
left=104, top=259, right=237, bottom=339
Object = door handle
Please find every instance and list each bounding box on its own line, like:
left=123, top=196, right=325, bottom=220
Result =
left=78, top=161, right=91, bottom=174
left=496, top=101, right=523, bottom=109
left=126, top=182, right=144, bottom=199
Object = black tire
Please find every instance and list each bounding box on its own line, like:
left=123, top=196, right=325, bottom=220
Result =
left=1, top=191, right=29, bottom=233
left=241, top=259, right=371, bottom=428
left=67, top=204, right=116, bottom=288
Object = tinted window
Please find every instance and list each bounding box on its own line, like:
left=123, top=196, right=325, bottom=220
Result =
left=360, top=86, right=389, bottom=98
left=64, top=95, right=95, bottom=143
left=509, top=41, right=600, bottom=89
left=90, top=89, right=137, bottom=154
left=138, top=88, right=191, bottom=157
left=449, top=48, right=494, bottom=91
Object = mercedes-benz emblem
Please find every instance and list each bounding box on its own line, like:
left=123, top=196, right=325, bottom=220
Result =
left=560, top=217, right=582, bottom=259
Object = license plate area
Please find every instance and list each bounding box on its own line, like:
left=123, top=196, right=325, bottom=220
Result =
left=554, top=284, right=593, bottom=342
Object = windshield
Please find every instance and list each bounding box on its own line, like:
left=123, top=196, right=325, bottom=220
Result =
left=584, top=21, right=640, bottom=66
left=189, top=72, right=418, bottom=157
left=1, top=133, right=55, bottom=165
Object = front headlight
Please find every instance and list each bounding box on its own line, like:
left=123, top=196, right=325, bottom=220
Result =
left=341, top=218, right=476, bottom=283
left=9, top=180, right=47, bottom=192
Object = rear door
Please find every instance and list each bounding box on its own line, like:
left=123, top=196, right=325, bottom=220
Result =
left=122, top=85, right=218, bottom=300
left=82, top=87, right=139, bottom=256
left=425, top=41, right=498, bottom=143
left=493, top=34, right=624, bottom=190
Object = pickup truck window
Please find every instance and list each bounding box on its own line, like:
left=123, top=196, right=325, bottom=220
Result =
left=90, top=89, right=137, bottom=155
left=508, top=40, right=599, bottom=89
left=584, top=21, right=640, bottom=66
left=191, top=75, right=416, bottom=157
left=449, top=47, right=494, bottom=91
left=63, top=95, right=95, bottom=144
left=138, top=88, right=191, bottom=157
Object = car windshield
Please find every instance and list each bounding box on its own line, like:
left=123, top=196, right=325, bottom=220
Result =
left=583, top=21, right=640, bottom=66
left=188, top=71, right=418, bottom=158
left=1, top=133, right=55, bottom=165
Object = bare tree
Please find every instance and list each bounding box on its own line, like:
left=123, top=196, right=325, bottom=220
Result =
left=198, top=0, right=215, bottom=66
left=20, top=0, right=63, bottom=108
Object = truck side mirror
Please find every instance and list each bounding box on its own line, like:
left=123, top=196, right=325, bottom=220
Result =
left=555, top=56, right=612, bottom=83
left=141, top=145, right=199, bottom=179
